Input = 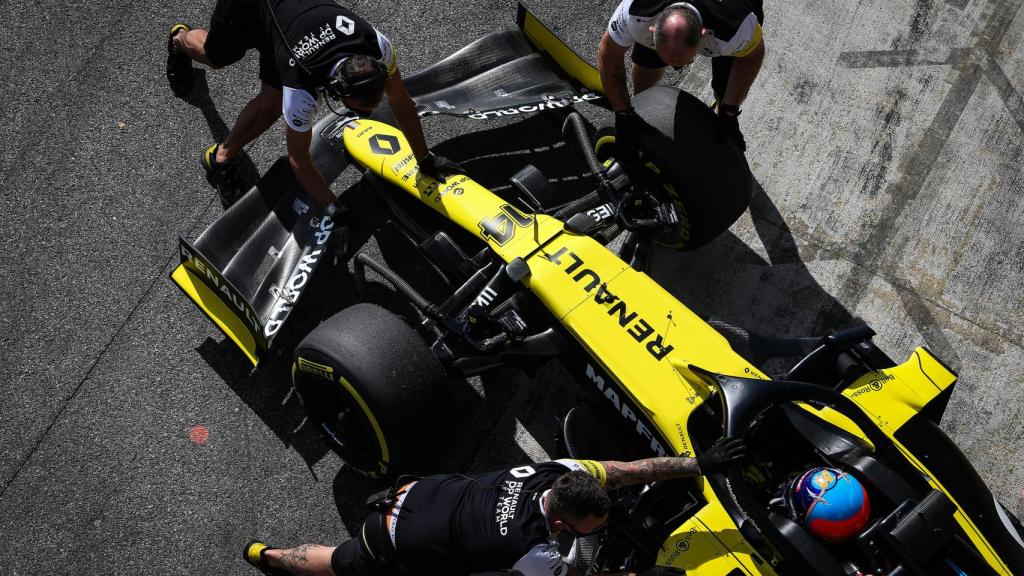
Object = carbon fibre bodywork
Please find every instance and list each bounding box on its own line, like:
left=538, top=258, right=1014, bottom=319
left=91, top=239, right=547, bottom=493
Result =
left=169, top=3, right=1024, bottom=574
left=338, top=116, right=1024, bottom=574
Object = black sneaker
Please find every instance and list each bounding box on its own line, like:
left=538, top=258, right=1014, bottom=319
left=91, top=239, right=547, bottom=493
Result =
left=202, top=144, right=247, bottom=207
left=167, top=23, right=194, bottom=96
left=242, top=540, right=290, bottom=576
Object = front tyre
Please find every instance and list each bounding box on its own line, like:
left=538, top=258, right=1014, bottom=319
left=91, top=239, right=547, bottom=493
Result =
left=293, top=303, right=453, bottom=478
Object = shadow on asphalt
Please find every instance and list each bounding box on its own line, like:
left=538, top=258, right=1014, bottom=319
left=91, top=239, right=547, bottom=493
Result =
left=649, top=178, right=854, bottom=375
left=178, top=69, right=262, bottom=201
left=187, top=110, right=596, bottom=517
left=195, top=336, right=330, bottom=467
left=190, top=109, right=857, bottom=523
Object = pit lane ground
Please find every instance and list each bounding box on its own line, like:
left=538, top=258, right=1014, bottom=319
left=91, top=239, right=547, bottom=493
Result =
left=2, top=0, right=1023, bottom=574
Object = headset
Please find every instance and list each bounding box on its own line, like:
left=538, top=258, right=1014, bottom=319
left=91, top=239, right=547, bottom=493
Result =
left=265, top=0, right=390, bottom=113
left=325, top=56, right=389, bottom=100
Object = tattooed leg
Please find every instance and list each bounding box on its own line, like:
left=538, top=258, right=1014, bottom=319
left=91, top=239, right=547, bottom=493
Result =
left=264, top=544, right=337, bottom=576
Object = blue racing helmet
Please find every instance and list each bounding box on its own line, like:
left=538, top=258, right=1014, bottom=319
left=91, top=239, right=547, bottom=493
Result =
left=785, top=467, right=871, bottom=542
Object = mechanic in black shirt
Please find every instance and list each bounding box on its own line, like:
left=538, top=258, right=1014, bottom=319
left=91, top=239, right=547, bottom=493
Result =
left=242, top=437, right=746, bottom=576
left=167, top=0, right=460, bottom=206
left=599, top=0, right=766, bottom=152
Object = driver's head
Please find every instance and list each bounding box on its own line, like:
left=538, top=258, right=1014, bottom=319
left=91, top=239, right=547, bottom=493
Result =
left=546, top=471, right=611, bottom=536
left=785, top=467, right=871, bottom=542
left=651, top=5, right=703, bottom=67
left=327, top=54, right=389, bottom=114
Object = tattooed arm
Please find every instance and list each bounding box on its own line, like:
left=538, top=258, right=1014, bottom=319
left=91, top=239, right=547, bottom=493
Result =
left=599, top=457, right=700, bottom=490
left=599, top=438, right=748, bottom=490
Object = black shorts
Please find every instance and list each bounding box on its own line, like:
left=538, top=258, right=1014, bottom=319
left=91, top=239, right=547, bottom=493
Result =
left=630, top=0, right=765, bottom=102
left=330, top=512, right=409, bottom=576
left=204, top=0, right=281, bottom=87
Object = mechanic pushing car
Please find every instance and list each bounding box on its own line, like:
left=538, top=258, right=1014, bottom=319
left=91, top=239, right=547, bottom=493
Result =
left=166, top=0, right=462, bottom=206
left=599, top=0, right=765, bottom=153
left=242, top=438, right=745, bottom=576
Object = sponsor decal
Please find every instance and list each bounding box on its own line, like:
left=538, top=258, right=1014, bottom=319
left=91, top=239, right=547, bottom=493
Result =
left=495, top=479, right=525, bottom=535
left=663, top=527, right=698, bottom=564
left=545, top=246, right=674, bottom=361
left=850, top=372, right=894, bottom=398
left=290, top=24, right=337, bottom=64
left=293, top=198, right=309, bottom=216
left=585, top=363, right=667, bottom=456
left=268, top=282, right=299, bottom=303
left=418, top=174, right=468, bottom=199
left=699, top=31, right=717, bottom=57
left=509, top=465, right=536, bottom=478
left=297, top=357, right=333, bottom=380
left=467, top=93, right=603, bottom=120
left=675, top=422, right=691, bottom=457
left=586, top=203, right=614, bottom=222
left=870, top=373, right=893, bottom=390
left=180, top=244, right=262, bottom=336
left=475, top=286, right=498, bottom=307
left=265, top=215, right=334, bottom=337
left=390, top=153, right=415, bottom=176
left=478, top=204, right=534, bottom=246
left=369, top=134, right=401, bottom=155
left=335, top=15, right=354, bottom=35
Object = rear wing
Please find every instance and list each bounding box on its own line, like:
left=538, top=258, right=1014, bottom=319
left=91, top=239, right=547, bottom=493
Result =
left=515, top=1, right=603, bottom=94
left=170, top=158, right=334, bottom=365
left=399, top=1, right=605, bottom=120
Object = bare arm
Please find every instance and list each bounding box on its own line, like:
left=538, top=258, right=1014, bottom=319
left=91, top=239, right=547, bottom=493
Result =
left=721, top=39, right=765, bottom=108
left=598, top=31, right=633, bottom=112
left=599, top=457, right=700, bottom=491
left=384, top=69, right=429, bottom=160
left=285, top=125, right=336, bottom=207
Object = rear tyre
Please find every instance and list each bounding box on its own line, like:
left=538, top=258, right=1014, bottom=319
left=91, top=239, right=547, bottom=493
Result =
left=594, top=86, right=753, bottom=251
left=293, top=303, right=453, bottom=478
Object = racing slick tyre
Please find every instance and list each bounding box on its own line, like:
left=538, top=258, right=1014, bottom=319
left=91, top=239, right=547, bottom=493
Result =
left=293, top=303, right=454, bottom=478
left=597, top=86, right=754, bottom=251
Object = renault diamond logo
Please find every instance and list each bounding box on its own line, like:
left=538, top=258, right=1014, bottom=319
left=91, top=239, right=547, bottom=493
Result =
left=369, top=134, right=401, bottom=155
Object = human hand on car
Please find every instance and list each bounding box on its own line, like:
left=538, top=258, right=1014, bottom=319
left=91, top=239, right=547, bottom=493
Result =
left=695, top=436, right=748, bottom=474
left=419, top=151, right=465, bottom=180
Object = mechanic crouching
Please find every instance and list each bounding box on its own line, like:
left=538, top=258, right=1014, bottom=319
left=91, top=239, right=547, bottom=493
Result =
left=598, top=0, right=766, bottom=156
left=167, top=0, right=462, bottom=208
left=242, top=438, right=745, bottom=576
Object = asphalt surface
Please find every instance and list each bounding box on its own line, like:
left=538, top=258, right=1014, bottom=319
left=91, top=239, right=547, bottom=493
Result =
left=2, top=0, right=1023, bottom=575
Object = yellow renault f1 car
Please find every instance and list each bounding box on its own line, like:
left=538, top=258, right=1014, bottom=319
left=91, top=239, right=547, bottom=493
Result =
left=281, top=112, right=1023, bottom=576
left=169, top=4, right=1024, bottom=575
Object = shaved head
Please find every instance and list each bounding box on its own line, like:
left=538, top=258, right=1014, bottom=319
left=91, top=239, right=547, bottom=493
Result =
left=653, top=5, right=702, bottom=67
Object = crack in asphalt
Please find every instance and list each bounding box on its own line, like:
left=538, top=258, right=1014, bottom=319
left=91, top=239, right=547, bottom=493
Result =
left=746, top=205, right=1024, bottom=356
left=0, top=198, right=219, bottom=502
left=824, top=0, right=1024, bottom=365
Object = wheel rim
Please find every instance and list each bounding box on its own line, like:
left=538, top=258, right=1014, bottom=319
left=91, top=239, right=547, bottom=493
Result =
left=307, top=387, right=376, bottom=463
